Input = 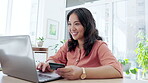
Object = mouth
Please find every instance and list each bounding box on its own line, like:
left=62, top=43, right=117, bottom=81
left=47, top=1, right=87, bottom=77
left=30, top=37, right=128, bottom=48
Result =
left=71, top=32, right=78, bottom=36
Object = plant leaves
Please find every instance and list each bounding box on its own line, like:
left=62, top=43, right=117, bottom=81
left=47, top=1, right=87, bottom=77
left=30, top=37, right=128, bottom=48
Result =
left=130, top=68, right=138, bottom=74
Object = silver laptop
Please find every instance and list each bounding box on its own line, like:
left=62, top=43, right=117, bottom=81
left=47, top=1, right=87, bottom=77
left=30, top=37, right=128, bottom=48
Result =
left=0, top=35, right=61, bottom=83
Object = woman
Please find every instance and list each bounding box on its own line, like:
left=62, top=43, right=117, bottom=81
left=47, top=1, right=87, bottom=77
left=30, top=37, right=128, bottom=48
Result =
left=37, top=8, right=123, bottom=80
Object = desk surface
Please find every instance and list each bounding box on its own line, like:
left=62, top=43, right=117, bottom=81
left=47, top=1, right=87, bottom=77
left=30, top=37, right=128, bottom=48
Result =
left=0, top=71, right=148, bottom=83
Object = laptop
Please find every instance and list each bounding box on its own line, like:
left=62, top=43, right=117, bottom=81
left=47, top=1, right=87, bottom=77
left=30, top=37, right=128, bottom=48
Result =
left=0, top=35, right=61, bottom=83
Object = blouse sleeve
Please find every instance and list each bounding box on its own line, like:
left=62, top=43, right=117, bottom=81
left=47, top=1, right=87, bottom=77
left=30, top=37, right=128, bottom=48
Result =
left=46, top=41, right=68, bottom=64
left=98, top=42, right=123, bottom=76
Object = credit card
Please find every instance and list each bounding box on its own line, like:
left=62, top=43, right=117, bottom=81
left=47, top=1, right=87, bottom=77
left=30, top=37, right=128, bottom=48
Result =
left=49, top=62, right=65, bottom=70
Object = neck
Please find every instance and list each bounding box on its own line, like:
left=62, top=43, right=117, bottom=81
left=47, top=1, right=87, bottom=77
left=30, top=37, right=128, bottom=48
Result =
left=78, top=40, right=84, bottom=49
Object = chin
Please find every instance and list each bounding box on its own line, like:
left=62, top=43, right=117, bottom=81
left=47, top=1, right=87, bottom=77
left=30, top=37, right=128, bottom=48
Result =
left=72, top=37, right=78, bottom=40
left=73, top=38, right=77, bottom=40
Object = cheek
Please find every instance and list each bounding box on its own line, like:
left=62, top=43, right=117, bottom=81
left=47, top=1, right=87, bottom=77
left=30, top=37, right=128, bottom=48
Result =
left=68, top=28, right=71, bottom=32
left=80, top=31, right=84, bottom=37
left=79, top=28, right=84, bottom=34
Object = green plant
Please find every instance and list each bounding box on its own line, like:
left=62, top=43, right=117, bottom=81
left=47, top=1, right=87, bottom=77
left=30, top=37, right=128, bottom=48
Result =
left=129, top=68, right=138, bottom=74
left=118, top=59, right=138, bottom=75
left=37, top=37, right=45, bottom=42
left=118, top=59, right=129, bottom=65
left=135, top=32, right=148, bottom=75
left=49, top=40, right=66, bottom=53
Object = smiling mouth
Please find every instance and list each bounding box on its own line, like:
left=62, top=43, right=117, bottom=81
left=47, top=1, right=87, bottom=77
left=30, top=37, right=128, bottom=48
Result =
left=71, top=32, right=77, bottom=36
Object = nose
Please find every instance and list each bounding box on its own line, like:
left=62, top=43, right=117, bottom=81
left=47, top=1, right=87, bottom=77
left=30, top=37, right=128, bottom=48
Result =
left=69, top=24, right=76, bottom=31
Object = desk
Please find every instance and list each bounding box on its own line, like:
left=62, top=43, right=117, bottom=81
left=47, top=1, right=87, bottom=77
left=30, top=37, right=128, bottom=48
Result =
left=32, top=47, right=48, bottom=60
left=0, top=71, right=148, bottom=83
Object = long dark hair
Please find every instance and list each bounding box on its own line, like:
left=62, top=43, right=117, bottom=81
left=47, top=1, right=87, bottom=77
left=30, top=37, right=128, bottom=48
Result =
left=67, top=8, right=102, bottom=56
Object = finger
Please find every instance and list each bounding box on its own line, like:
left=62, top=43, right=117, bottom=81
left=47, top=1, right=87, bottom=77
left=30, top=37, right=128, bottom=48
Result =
left=56, top=69, right=65, bottom=76
left=47, top=65, right=51, bottom=71
left=36, top=63, right=41, bottom=69
left=42, top=63, right=48, bottom=72
left=36, top=63, right=43, bottom=70
left=46, top=66, right=54, bottom=72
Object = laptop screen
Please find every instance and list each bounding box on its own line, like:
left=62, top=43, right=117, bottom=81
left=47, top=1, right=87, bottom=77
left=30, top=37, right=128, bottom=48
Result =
left=0, top=35, right=38, bottom=82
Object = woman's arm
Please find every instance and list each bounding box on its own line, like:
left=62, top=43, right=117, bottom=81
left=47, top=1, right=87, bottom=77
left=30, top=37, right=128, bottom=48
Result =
left=56, top=65, right=122, bottom=80
left=85, top=65, right=122, bottom=79
left=97, top=42, right=123, bottom=77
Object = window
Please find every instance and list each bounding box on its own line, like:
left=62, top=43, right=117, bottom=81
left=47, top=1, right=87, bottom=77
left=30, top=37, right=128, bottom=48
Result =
left=0, top=0, right=39, bottom=45
left=0, top=0, right=8, bottom=35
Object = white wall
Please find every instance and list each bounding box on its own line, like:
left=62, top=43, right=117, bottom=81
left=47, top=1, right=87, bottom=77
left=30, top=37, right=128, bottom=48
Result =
left=37, top=0, right=66, bottom=56
left=146, top=0, right=148, bottom=34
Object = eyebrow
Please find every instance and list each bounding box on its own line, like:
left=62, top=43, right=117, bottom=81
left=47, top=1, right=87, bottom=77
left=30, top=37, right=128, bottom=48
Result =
left=68, top=21, right=80, bottom=23
left=74, top=21, right=80, bottom=23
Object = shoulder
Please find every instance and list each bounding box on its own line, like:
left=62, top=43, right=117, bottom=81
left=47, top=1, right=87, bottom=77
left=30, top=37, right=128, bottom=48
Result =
left=93, top=40, right=109, bottom=52
left=94, top=40, right=107, bottom=47
left=94, top=40, right=111, bottom=54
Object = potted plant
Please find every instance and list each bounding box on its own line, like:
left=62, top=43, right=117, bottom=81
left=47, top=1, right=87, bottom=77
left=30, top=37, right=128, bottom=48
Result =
left=135, top=32, right=148, bottom=79
left=37, top=37, right=45, bottom=47
left=118, top=59, right=138, bottom=75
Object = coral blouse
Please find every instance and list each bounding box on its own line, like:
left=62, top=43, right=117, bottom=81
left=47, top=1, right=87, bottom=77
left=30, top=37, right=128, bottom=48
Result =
left=47, top=40, right=123, bottom=75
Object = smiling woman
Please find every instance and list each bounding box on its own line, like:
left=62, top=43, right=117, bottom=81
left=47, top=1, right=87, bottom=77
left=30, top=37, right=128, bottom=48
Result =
left=37, top=7, right=123, bottom=80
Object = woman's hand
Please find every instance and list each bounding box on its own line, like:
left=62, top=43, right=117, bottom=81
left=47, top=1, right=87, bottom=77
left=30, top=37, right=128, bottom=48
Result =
left=36, top=62, right=53, bottom=72
left=56, top=65, right=82, bottom=80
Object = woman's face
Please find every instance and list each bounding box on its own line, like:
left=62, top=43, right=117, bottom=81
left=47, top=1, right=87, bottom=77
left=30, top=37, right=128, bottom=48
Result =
left=68, top=13, right=84, bottom=41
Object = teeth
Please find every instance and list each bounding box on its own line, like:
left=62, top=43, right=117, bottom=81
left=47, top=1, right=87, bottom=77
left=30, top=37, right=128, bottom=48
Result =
left=72, top=32, right=77, bottom=35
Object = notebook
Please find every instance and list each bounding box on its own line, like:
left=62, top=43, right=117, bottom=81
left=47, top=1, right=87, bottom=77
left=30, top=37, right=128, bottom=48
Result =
left=0, top=35, right=61, bottom=83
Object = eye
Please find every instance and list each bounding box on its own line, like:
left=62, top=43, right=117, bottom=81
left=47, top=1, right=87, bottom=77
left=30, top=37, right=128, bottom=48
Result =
left=75, top=22, right=81, bottom=25
left=67, top=23, right=71, bottom=26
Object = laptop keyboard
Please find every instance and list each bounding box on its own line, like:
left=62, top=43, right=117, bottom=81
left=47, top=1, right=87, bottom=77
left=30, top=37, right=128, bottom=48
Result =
left=38, top=73, right=52, bottom=82
left=37, top=71, right=61, bottom=82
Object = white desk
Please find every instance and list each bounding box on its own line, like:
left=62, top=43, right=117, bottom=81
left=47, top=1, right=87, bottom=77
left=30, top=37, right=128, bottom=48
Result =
left=32, top=47, right=48, bottom=60
left=0, top=71, right=148, bottom=83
